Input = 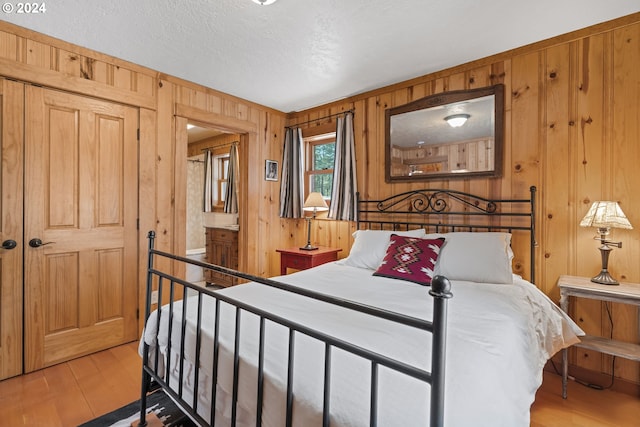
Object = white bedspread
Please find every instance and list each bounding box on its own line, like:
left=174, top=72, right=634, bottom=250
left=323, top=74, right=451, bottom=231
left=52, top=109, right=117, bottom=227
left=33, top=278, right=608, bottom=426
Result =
left=141, top=262, right=582, bottom=426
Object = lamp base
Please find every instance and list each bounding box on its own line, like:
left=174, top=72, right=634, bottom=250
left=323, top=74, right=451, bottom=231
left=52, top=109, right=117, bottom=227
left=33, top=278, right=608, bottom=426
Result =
left=591, top=244, right=620, bottom=285
left=591, top=270, right=619, bottom=285
left=300, top=216, right=319, bottom=250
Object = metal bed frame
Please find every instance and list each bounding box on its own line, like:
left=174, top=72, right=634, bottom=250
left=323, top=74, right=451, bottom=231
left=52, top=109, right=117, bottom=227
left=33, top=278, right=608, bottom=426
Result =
left=356, top=186, right=537, bottom=284
left=137, top=186, right=536, bottom=427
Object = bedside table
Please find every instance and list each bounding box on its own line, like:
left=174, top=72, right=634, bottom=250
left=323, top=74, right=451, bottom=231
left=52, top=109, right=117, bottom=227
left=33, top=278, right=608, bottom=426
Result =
left=558, top=275, right=640, bottom=399
left=276, top=246, right=342, bottom=275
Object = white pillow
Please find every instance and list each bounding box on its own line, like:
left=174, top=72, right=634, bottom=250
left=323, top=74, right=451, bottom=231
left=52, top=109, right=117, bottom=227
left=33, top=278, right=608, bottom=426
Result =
left=428, top=232, right=514, bottom=284
left=340, top=229, right=426, bottom=270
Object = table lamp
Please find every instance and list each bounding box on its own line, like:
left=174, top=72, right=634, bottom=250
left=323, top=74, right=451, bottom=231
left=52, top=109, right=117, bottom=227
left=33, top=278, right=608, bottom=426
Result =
left=300, top=192, right=328, bottom=250
left=579, top=201, right=633, bottom=285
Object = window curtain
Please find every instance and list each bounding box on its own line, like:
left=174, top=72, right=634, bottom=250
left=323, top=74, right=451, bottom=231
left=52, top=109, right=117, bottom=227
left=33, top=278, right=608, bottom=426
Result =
left=203, top=149, right=214, bottom=212
left=329, top=112, right=358, bottom=221
left=279, top=127, right=305, bottom=218
left=224, top=143, right=239, bottom=213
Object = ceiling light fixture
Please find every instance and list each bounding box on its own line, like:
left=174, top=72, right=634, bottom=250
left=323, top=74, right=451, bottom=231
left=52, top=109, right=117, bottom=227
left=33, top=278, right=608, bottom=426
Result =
left=444, top=114, right=470, bottom=128
left=252, top=0, right=277, bottom=5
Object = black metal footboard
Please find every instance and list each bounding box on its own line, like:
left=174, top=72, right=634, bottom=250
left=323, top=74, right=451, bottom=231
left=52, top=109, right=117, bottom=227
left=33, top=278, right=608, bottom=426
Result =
left=137, top=231, right=452, bottom=427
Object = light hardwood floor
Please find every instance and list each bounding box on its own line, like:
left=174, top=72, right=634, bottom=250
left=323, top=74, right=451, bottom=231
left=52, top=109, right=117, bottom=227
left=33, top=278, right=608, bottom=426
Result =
left=0, top=342, right=141, bottom=427
left=0, top=342, right=638, bottom=426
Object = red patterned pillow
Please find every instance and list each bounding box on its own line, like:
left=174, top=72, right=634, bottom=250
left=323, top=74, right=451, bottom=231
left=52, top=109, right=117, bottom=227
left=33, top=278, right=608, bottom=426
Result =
left=373, top=235, right=445, bottom=285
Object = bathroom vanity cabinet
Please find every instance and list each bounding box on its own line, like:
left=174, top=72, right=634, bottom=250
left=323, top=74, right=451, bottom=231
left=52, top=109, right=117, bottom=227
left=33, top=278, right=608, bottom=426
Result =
left=204, top=226, right=239, bottom=287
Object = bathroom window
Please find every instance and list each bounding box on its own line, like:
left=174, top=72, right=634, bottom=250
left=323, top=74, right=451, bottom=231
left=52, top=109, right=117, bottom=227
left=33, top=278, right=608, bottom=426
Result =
left=216, top=155, right=229, bottom=207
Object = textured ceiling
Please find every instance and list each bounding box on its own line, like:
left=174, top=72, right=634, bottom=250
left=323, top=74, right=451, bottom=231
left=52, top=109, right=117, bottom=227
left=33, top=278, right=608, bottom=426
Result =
left=2, top=1, right=638, bottom=112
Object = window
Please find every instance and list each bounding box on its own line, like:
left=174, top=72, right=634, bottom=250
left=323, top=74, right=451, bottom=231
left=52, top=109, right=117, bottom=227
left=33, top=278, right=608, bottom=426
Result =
left=216, top=155, right=229, bottom=208
left=304, top=132, right=336, bottom=202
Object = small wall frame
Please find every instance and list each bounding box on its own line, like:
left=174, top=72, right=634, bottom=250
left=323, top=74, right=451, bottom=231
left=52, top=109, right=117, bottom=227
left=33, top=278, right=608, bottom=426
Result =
left=265, top=160, right=278, bottom=181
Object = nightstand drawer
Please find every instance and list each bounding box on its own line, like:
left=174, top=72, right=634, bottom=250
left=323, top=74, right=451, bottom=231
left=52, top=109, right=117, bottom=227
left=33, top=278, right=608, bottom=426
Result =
left=281, top=253, right=312, bottom=270
left=276, top=246, right=342, bottom=275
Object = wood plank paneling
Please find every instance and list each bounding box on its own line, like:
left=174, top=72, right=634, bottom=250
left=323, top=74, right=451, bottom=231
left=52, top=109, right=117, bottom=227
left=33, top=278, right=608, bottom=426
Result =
left=572, top=32, right=611, bottom=378
left=543, top=42, right=573, bottom=299
left=138, top=107, right=157, bottom=331
left=609, top=22, right=640, bottom=383
left=0, top=79, right=24, bottom=380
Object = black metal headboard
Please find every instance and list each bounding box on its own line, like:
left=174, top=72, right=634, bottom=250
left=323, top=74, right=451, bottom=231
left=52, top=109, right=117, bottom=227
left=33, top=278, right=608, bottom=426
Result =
left=355, top=186, right=537, bottom=283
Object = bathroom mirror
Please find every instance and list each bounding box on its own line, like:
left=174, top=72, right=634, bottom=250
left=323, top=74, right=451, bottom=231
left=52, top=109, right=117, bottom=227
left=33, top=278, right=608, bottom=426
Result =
left=385, top=84, right=504, bottom=181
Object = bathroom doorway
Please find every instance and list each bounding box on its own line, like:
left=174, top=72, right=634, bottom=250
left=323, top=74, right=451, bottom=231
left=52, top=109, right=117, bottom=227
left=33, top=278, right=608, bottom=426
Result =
left=185, top=122, right=242, bottom=283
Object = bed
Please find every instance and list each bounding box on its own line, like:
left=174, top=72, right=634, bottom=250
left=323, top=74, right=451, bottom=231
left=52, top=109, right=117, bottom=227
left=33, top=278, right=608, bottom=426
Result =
left=137, top=187, right=583, bottom=427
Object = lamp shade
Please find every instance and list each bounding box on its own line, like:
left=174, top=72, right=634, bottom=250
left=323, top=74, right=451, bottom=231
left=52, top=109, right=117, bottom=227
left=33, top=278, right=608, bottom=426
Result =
left=303, top=192, right=328, bottom=211
left=580, top=201, right=633, bottom=230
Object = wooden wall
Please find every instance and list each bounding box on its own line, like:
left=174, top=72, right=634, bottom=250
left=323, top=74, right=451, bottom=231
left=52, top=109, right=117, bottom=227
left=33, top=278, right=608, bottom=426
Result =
left=288, top=13, right=640, bottom=389
left=187, top=133, right=241, bottom=158
left=1, top=12, right=639, bottom=388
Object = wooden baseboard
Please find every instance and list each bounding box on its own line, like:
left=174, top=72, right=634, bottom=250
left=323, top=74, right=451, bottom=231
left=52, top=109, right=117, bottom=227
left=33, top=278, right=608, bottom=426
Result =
left=544, top=358, right=640, bottom=397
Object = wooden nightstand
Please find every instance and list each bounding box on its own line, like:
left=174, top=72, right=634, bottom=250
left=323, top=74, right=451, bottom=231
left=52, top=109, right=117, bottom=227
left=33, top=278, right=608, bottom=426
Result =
left=276, top=246, right=342, bottom=275
left=558, top=275, right=640, bottom=398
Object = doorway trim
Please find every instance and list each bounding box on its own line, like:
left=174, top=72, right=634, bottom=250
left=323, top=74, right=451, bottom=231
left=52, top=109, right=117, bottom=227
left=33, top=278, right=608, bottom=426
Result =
left=174, top=104, right=256, bottom=275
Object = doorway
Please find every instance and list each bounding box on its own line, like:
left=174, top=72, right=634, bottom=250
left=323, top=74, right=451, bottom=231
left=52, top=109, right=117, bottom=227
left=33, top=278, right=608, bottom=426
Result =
left=185, top=149, right=206, bottom=282
left=173, top=110, right=251, bottom=279
left=184, top=122, right=242, bottom=283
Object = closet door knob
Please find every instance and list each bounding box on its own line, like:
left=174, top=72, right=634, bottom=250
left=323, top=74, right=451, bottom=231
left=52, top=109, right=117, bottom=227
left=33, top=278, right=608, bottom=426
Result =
left=1, top=239, right=17, bottom=250
left=29, top=238, right=54, bottom=248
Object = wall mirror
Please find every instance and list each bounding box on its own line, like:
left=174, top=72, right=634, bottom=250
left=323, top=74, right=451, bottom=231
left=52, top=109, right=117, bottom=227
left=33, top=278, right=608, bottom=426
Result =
left=385, top=84, right=504, bottom=182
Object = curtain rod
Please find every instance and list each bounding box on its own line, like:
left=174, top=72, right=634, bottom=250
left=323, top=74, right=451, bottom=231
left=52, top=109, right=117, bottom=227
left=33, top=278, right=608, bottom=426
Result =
left=200, top=140, right=240, bottom=152
left=286, top=109, right=354, bottom=129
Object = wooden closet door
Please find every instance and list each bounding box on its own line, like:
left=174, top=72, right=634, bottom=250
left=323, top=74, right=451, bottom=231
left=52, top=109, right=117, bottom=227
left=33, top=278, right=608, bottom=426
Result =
left=0, top=79, right=24, bottom=380
left=24, top=86, right=139, bottom=371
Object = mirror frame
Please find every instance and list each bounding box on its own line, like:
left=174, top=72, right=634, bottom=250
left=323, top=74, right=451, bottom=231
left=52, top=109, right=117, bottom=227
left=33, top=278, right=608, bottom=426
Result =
left=385, top=84, right=504, bottom=182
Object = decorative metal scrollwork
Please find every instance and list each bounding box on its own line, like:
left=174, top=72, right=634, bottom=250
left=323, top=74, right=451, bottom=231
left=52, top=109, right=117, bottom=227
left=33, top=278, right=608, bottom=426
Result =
left=375, top=190, right=498, bottom=214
